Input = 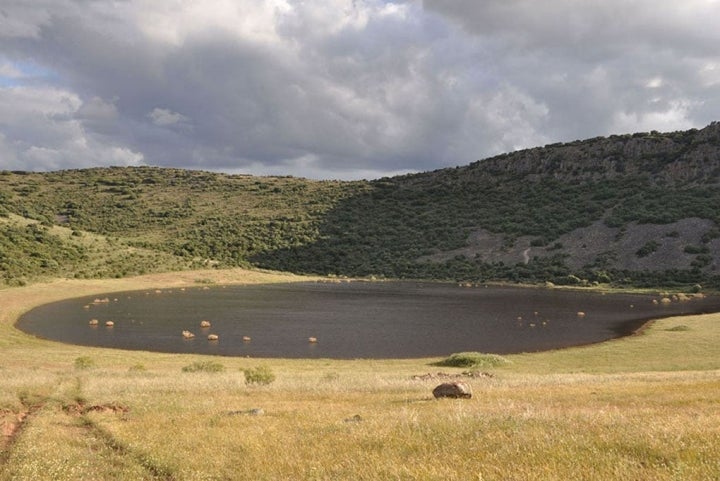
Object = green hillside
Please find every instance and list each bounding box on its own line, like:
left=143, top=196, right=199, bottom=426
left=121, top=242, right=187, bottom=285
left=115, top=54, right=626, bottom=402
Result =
left=1, top=122, right=719, bottom=288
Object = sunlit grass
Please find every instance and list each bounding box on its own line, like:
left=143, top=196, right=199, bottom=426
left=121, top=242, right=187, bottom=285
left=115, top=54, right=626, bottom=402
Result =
left=1, top=270, right=720, bottom=480
left=76, top=369, right=720, bottom=480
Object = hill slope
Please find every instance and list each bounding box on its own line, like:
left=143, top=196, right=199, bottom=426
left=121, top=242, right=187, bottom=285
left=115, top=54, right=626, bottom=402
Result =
left=1, top=122, right=719, bottom=288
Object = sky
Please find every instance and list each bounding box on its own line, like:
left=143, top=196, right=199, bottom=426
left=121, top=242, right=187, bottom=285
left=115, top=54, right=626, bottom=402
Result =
left=1, top=0, right=719, bottom=180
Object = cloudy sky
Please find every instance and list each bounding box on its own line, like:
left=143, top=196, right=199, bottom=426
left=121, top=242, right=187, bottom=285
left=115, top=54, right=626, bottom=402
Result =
left=1, top=1, right=719, bottom=180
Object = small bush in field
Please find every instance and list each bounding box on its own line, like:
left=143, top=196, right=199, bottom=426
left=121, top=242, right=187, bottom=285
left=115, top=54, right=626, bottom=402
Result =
left=432, top=352, right=510, bottom=368
left=182, top=361, right=225, bottom=373
left=74, top=356, right=95, bottom=370
left=243, top=366, right=276, bottom=385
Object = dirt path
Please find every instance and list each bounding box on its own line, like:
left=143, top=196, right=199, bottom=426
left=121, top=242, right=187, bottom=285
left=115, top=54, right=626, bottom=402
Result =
left=0, top=377, right=176, bottom=481
left=0, top=409, right=31, bottom=466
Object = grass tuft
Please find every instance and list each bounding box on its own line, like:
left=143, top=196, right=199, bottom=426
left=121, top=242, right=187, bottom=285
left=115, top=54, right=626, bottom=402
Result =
left=665, top=324, right=691, bottom=332
left=181, top=361, right=225, bottom=373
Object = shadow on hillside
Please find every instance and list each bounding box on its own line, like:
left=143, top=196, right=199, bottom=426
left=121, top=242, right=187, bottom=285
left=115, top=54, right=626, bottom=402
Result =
left=248, top=174, right=568, bottom=282
left=250, top=179, right=439, bottom=278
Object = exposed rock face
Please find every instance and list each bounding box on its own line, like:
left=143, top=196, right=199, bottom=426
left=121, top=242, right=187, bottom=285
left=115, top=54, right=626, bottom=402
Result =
left=421, top=218, right=720, bottom=273
left=432, top=381, right=472, bottom=399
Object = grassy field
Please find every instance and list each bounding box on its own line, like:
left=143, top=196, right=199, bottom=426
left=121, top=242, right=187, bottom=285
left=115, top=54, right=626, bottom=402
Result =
left=1, top=270, right=719, bottom=480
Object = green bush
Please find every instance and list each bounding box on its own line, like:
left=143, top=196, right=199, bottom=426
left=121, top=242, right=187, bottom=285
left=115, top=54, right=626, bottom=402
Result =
left=74, top=356, right=95, bottom=370
left=182, top=361, right=225, bottom=373
left=432, top=352, right=510, bottom=368
left=684, top=245, right=709, bottom=254
left=243, top=365, right=276, bottom=385
left=636, top=241, right=660, bottom=258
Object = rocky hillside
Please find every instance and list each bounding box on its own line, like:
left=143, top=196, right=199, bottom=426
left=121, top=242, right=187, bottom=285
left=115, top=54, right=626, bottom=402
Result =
left=1, top=122, right=719, bottom=288
left=465, top=122, right=720, bottom=184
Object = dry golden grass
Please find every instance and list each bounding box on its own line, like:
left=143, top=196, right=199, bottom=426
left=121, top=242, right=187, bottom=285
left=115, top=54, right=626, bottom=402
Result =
left=1, top=270, right=720, bottom=480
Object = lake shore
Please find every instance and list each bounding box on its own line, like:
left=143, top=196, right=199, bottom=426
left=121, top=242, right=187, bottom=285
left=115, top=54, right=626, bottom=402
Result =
left=3, top=268, right=720, bottom=368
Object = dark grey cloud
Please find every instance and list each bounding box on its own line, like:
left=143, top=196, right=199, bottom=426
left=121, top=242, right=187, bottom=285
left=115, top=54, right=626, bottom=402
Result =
left=0, top=0, right=718, bottom=179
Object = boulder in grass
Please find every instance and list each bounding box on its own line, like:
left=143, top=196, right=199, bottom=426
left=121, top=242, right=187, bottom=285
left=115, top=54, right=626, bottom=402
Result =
left=432, top=381, right=472, bottom=399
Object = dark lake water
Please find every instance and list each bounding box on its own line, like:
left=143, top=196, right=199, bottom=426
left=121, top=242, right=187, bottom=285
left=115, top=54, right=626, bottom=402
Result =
left=16, top=282, right=720, bottom=359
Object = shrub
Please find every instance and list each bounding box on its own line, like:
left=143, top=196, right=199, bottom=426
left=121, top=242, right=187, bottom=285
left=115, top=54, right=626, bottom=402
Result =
left=636, top=241, right=660, bottom=258
left=684, top=245, right=709, bottom=254
left=432, top=352, right=510, bottom=368
left=182, top=361, right=225, bottom=373
left=530, top=237, right=547, bottom=247
left=691, top=254, right=713, bottom=268
left=243, top=365, right=276, bottom=385
left=128, top=363, right=147, bottom=372
left=74, top=356, right=95, bottom=370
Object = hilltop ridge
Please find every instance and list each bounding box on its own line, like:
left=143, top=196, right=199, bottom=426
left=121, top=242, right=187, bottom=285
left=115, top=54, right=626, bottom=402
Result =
left=467, top=121, right=720, bottom=184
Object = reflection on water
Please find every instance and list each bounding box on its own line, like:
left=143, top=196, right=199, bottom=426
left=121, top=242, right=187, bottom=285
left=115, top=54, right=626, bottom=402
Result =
left=16, top=282, right=720, bottom=359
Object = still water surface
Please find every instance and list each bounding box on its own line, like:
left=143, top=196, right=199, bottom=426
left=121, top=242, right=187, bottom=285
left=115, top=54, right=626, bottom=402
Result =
left=17, top=282, right=720, bottom=359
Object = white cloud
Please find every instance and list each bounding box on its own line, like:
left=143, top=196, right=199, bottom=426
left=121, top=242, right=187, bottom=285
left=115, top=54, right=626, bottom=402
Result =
left=699, top=62, right=720, bottom=87
left=0, top=61, right=23, bottom=79
left=0, top=0, right=718, bottom=178
left=0, top=86, right=143, bottom=171
left=221, top=154, right=418, bottom=181
left=147, top=107, right=190, bottom=127
left=130, top=0, right=294, bottom=46
left=611, top=100, right=699, bottom=135
left=646, top=77, right=664, bottom=89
